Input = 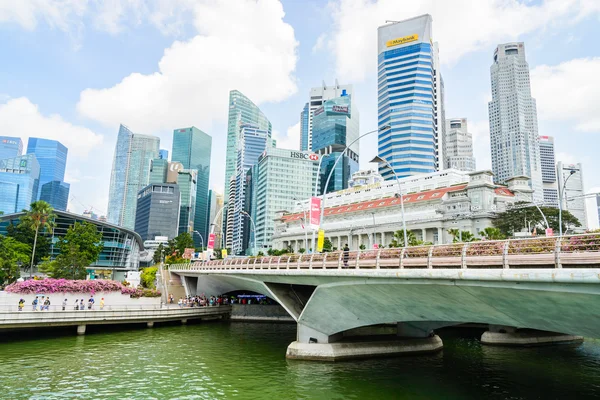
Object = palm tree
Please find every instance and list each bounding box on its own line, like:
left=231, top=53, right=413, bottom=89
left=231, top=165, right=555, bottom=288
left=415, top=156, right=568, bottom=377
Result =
left=479, top=227, right=505, bottom=241
left=20, top=201, right=56, bottom=278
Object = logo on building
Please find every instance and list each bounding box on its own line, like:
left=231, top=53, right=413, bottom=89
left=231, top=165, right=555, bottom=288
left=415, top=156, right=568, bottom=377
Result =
left=166, top=162, right=184, bottom=183
left=291, top=152, right=319, bottom=161
left=331, top=105, right=349, bottom=114
left=386, top=34, right=419, bottom=47
left=313, top=106, right=325, bottom=117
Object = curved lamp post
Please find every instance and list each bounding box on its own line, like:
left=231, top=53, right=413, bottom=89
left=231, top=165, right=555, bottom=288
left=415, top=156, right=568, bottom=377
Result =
left=192, top=230, right=204, bottom=251
left=293, top=197, right=309, bottom=253
left=559, top=169, right=577, bottom=237
left=512, top=189, right=550, bottom=230
left=309, top=154, right=332, bottom=252
left=317, top=126, right=391, bottom=252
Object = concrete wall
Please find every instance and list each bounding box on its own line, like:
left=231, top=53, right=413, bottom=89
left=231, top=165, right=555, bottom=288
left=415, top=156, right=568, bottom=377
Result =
left=0, top=291, right=160, bottom=311
left=231, top=304, right=294, bottom=322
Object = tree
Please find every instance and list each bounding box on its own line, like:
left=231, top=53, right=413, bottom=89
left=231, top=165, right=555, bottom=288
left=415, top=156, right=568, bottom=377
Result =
left=479, top=227, right=505, bottom=241
left=168, top=232, right=194, bottom=258
left=359, top=244, right=366, bottom=250
left=20, top=201, right=56, bottom=278
left=298, top=248, right=306, bottom=254
left=389, top=230, right=420, bottom=247
left=493, top=203, right=581, bottom=236
left=447, top=229, right=476, bottom=243
left=0, top=236, right=31, bottom=286
left=153, top=243, right=165, bottom=264
left=140, top=266, right=158, bottom=289
left=6, top=221, right=51, bottom=269
left=323, top=239, right=333, bottom=252
left=40, top=222, right=103, bottom=279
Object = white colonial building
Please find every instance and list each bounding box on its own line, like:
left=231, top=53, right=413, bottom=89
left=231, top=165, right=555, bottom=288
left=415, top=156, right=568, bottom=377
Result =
left=272, top=169, right=531, bottom=251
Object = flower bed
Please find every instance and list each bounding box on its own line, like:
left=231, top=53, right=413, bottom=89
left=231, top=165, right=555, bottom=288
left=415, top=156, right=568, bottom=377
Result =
left=5, top=279, right=160, bottom=298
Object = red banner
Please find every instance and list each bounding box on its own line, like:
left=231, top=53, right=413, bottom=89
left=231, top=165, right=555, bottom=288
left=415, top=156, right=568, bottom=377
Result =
left=207, top=233, right=216, bottom=250
left=309, top=197, right=321, bottom=230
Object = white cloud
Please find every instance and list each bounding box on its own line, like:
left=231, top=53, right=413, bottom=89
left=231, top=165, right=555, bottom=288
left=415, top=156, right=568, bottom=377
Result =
left=324, top=0, right=599, bottom=81
left=0, top=0, right=86, bottom=31
left=312, top=33, right=327, bottom=54
left=274, top=122, right=301, bottom=151
left=77, top=0, right=298, bottom=134
left=531, top=57, right=600, bottom=132
left=0, top=97, right=103, bottom=158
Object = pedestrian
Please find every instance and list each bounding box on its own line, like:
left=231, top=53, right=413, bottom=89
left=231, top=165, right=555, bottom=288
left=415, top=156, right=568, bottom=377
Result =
left=74, top=299, right=79, bottom=310
left=79, top=299, right=84, bottom=310
left=178, top=298, right=182, bottom=308
left=343, top=244, right=350, bottom=267
left=169, top=294, right=174, bottom=304
left=18, top=298, right=25, bottom=311
left=99, top=298, right=105, bottom=310
left=62, top=298, right=67, bottom=311
left=43, top=297, right=51, bottom=311
left=88, top=296, right=95, bottom=310
left=32, top=296, right=38, bottom=311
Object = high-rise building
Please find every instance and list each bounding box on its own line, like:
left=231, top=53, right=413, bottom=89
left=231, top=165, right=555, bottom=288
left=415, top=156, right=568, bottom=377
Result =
left=377, top=15, right=440, bottom=180
left=444, top=118, right=476, bottom=172
left=159, top=149, right=169, bottom=160
left=107, top=124, right=160, bottom=229
left=134, top=183, right=180, bottom=241
left=557, top=162, right=587, bottom=232
left=176, top=167, right=197, bottom=235
left=433, top=43, right=446, bottom=171
left=172, top=126, right=212, bottom=246
left=208, top=191, right=224, bottom=249
left=148, top=158, right=168, bottom=185
left=488, top=42, right=543, bottom=203
left=0, top=136, right=23, bottom=160
left=0, top=154, right=40, bottom=214
left=312, top=94, right=359, bottom=194
left=300, top=103, right=310, bottom=151
left=539, top=136, right=558, bottom=207
left=40, top=181, right=70, bottom=211
left=250, top=148, right=319, bottom=252
left=26, top=138, right=69, bottom=207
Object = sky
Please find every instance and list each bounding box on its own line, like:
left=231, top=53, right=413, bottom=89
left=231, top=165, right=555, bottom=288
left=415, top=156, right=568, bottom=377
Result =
left=0, top=0, right=599, bottom=225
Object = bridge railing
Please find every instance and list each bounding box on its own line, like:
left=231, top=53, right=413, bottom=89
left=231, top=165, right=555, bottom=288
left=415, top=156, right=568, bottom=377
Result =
left=169, top=233, right=600, bottom=271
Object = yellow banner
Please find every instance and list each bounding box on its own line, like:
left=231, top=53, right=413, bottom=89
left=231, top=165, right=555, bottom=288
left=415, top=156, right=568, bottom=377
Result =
left=386, top=34, right=419, bottom=47
left=221, top=249, right=228, bottom=258
left=317, top=230, right=325, bottom=252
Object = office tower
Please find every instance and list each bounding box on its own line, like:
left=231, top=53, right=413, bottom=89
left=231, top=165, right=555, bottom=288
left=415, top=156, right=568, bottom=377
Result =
left=305, top=81, right=353, bottom=152
left=312, top=94, right=359, bottom=194
left=134, top=183, right=181, bottom=241
left=176, top=167, right=197, bottom=235
left=107, top=124, right=160, bottom=229
left=444, top=118, right=476, bottom=172
left=557, top=162, right=587, bottom=232
left=0, top=154, right=40, bottom=214
left=433, top=43, right=446, bottom=171
left=300, top=103, right=310, bottom=151
left=0, top=136, right=23, bottom=160
left=377, top=15, right=439, bottom=180
left=26, top=138, right=69, bottom=207
left=225, top=176, right=236, bottom=250
left=172, top=126, right=212, bottom=246
left=539, top=136, right=558, bottom=207
left=148, top=158, right=169, bottom=185
left=40, top=181, right=70, bottom=211
left=231, top=125, right=270, bottom=254
left=251, top=148, right=319, bottom=252
left=488, top=42, right=543, bottom=202
left=159, top=149, right=169, bottom=160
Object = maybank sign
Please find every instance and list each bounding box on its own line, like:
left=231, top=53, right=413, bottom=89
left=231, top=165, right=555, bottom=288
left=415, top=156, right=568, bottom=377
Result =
left=386, top=34, right=419, bottom=47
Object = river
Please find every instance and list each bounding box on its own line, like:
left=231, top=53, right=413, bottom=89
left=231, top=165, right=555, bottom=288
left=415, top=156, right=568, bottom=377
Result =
left=1, top=322, right=599, bottom=399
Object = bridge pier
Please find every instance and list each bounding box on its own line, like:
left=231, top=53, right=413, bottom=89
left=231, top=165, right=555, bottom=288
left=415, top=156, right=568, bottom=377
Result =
left=76, top=324, right=86, bottom=336
left=147, top=322, right=154, bottom=328
left=481, top=326, right=583, bottom=346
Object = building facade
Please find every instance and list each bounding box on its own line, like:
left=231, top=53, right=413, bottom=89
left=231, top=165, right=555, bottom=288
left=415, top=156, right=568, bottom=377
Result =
left=377, top=14, right=441, bottom=180
left=312, top=94, right=360, bottom=195
left=300, top=102, right=310, bottom=151
left=134, top=183, right=180, bottom=241
left=40, top=180, right=70, bottom=211
left=444, top=118, right=476, bottom=172
left=0, top=136, right=23, bottom=160
left=208, top=191, right=224, bottom=249
left=172, top=126, right=212, bottom=245
left=176, top=168, right=197, bottom=236
left=348, top=169, right=384, bottom=188
left=557, top=162, right=587, bottom=232
left=107, top=124, right=160, bottom=229
left=488, top=42, right=543, bottom=203
left=539, top=136, right=558, bottom=207
left=159, top=149, right=169, bottom=160
left=273, top=170, right=528, bottom=251
left=26, top=137, right=70, bottom=208
left=0, top=154, right=40, bottom=214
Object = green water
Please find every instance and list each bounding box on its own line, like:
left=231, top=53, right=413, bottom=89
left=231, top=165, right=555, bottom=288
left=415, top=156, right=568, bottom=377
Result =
left=1, top=322, right=599, bottom=399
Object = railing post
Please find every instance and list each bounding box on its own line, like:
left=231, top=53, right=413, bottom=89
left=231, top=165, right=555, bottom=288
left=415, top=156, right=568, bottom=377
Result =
left=322, top=253, right=327, bottom=269
left=338, top=252, right=343, bottom=269
left=309, top=254, right=314, bottom=269
left=286, top=256, right=291, bottom=269
left=555, top=236, right=562, bottom=269
left=461, top=243, right=468, bottom=269
left=502, top=240, right=510, bottom=269
left=427, top=245, right=434, bottom=269
left=376, top=249, right=381, bottom=269
left=355, top=250, right=360, bottom=269
left=298, top=254, right=303, bottom=269
left=400, top=248, right=406, bottom=269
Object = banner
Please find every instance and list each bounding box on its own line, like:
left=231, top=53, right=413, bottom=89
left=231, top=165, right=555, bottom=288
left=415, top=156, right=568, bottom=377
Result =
left=221, top=249, right=228, bottom=258
left=309, top=197, right=321, bottom=230
left=545, top=228, right=554, bottom=237
left=182, top=248, right=195, bottom=260
left=317, top=229, right=325, bottom=252
left=207, top=233, right=216, bottom=250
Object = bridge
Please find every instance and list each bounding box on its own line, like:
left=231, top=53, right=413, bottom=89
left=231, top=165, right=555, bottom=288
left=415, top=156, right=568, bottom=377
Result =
left=169, top=234, right=600, bottom=360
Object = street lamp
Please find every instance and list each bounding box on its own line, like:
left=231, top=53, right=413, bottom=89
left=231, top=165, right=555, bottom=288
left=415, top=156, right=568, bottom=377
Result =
left=511, top=189, right=550, bottom=230
left=310, top=153, right=332, bottom=252
left=317, top=126, right=391, bottom=253
left=240, top=210, right=257, bottom=256
left=370, top=154, right=408, bottom=249
left=192, top=230, right=204, bottom=252
left=559, top=169, right=577, bottom=237
left=293, top=197, right=309, bottom=253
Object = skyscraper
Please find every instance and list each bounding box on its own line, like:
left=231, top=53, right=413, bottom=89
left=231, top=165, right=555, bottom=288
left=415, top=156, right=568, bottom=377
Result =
left=26, top=138, right=69, bottom=207
left=539, top=136, right=558, bottom=207
left=444, top=118, right=476, bottom=172
left=134, top=183, right=180, bottom=241
left=159, top=149, right=169, bottom=160
left=557, top=162, right=587, bottom=232
left=40, top=181, right=70, bottom=211
left=377, top=15, right=440, bottom=180
left=312, top=94, right=359, bottom=194
left=300, top=103, right=310, bottom=151
left=488, top=42, right=543, bottom=203
left=0, top=136, right=23, bottom=160
left=172, top=126, right=212, bottom=246
left=107, top=124, right=160, bottom=229
left=0, top=154, right=40, bottom=214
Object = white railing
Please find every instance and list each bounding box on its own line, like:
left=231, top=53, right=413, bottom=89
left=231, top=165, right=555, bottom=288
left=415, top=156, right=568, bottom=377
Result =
left=168, top=234, right=600, bottom=271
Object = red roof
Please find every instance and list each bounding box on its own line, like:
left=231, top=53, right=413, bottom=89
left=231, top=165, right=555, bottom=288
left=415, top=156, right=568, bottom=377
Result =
left=282, top=184, right=469, bottom=222
left=494, top=188, right=515, bottom=197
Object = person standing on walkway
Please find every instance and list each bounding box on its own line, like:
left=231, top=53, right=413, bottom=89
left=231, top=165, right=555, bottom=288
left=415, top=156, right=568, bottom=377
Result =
left=43, top=297, right=51, bottom=311
left=88, top=296, right=95, bottom=310
left=32, top=296, right=38, bottom=311
left=62, top=299, right=67, bottom=311
left=79, top=299, right=84, bottom=310
left=99, top=298, right=105, bottom=310
left=343, top=244, right=350, bottom=268
left=18, top=299, right=24, bottom=311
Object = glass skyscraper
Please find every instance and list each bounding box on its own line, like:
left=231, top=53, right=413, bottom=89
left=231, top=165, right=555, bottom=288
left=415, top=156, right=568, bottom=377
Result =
left=26, top=138, right=69, bottom=208
left=300, top=103, right=309, bottom=151
left=312, top=94, right=359, bottom=195
left=172, top=126, right=212, bottom=246
left=107, top=124, right=160, bottom=229
left=40, top=181, right=70, bottom=211
left=0, top=136, right=23, bottom=161
left=0, top=154, right=40, bottom=214
left=159, top=149, right=169, bottom=160
left=377, top=14, right=440, bottom=179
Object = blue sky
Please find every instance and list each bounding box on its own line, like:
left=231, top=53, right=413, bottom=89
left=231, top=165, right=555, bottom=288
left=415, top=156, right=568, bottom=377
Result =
left=0, top=0, right=599, bottom=224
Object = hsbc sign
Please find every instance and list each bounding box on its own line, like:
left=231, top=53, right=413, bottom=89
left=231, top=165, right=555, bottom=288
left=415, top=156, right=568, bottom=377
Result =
left=290, top=151, right=319, bottom=161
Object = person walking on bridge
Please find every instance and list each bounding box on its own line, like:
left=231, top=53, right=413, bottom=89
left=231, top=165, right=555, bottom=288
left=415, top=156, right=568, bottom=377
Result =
left=343, top=244, right=350, bottom=268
